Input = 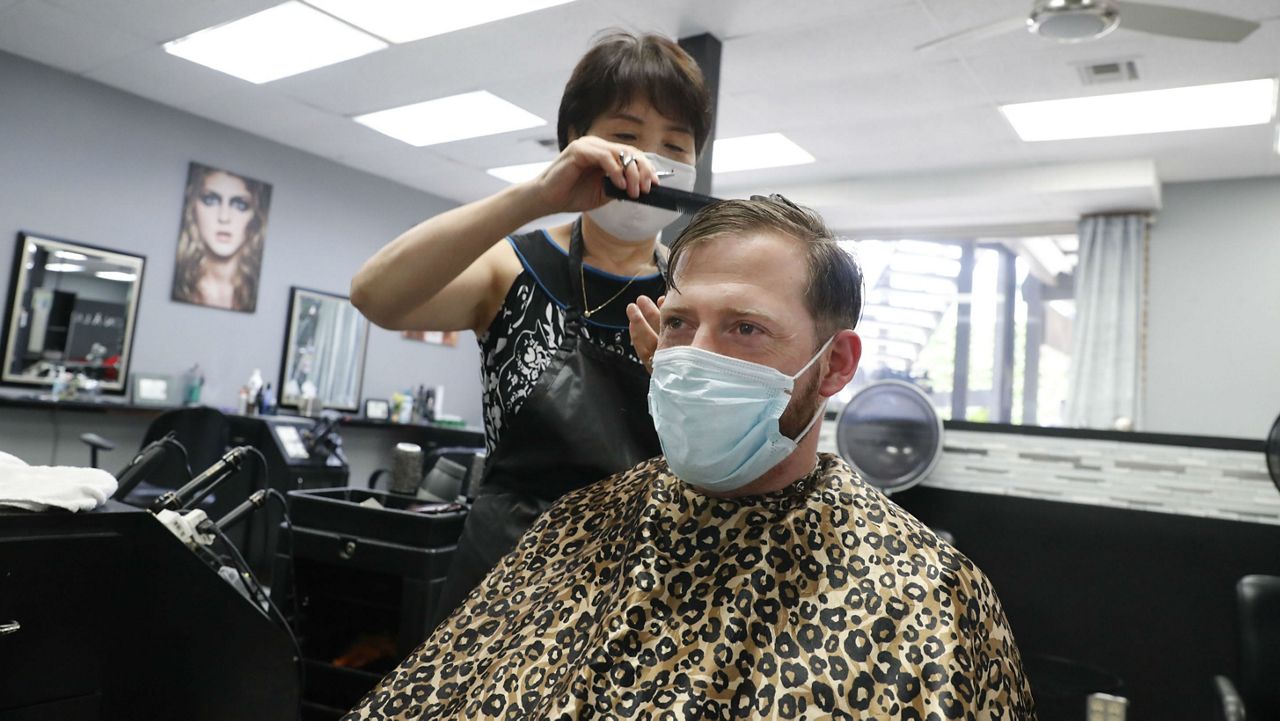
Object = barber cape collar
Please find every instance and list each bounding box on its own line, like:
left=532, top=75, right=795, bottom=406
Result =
left=0, top=451, right=118, bottom=512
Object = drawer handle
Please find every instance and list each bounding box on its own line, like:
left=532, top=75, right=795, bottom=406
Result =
left=0, top=621, right=19, bottom=637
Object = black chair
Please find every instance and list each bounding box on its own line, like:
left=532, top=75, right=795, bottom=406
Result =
left=115, top=407, right=230, bottom=509
left=1214, top=574, right=1280, bottom=721
left=79, top=433, right=115, bottom=468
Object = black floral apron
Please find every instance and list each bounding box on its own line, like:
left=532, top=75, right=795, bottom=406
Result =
left=431, top=220, right=664, bottom=626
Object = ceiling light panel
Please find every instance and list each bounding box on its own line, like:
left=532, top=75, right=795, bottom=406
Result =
left=712, top=133, right=815, bottom=174
left=1001, top=79, right=1278, bottom=142
left=487, top=161, right=552, bottom=184
left=163, top=2, right=388, bottom=84
left=307, top=0, right=577, bottom=44
left=355, top=91, right=546, bottom=147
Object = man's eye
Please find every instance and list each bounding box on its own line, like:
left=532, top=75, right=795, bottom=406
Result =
left=663, top=317, right=684, bottom=330
left=737, top=323, right=759, bottom=335
left=665, top=143, right=686, bottom=154
left=614, top=133, right=637, bottom=142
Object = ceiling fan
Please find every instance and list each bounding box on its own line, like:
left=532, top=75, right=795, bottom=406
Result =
left=916, top=0, right=1261, bottom=52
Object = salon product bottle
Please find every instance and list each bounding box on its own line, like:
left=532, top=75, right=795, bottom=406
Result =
left=261, top=383, right=275, bottom=415
left=410, top=385, right=424, bottom=424
left=246, top=369, right=264, bottom=416
left=50, top=365, right=68, bottom=401
left=423, top=387, right=437, bottom=423
left=183, top=364, right=204, bottom=406
left=398, top=390, right=414, bottom=424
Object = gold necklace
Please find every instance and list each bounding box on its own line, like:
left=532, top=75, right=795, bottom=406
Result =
left=580, top=262, right=639, bottom=318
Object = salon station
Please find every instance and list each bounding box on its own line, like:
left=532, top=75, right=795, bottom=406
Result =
left=2, top=2, right=1280, bottom=721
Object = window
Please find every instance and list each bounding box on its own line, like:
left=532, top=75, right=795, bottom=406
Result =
left=836, top=235, right=1077, bottom=427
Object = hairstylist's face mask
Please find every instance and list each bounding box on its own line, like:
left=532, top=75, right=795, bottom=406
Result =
left=587, top=153, right=696, bottom=242
left=648, top=337, right=834, bottom=493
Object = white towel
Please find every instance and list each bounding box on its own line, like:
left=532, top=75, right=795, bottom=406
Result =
left=0, top=451, right=119, bottom=512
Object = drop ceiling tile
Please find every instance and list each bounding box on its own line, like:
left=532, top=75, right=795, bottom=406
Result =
left=272, top=3, right=621, bottom=117
left=84, top=46, right=262, bottom=107
left=0, top=0, right=150, bottom=73
left=43, top=0, right=279, bottom=43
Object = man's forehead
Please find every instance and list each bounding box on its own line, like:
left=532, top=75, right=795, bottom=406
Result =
left=673, top=231, right=807, bottom=281
left=667, top=232, right=810, bottom=317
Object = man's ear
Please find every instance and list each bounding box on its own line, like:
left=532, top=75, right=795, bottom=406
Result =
left=818, top=329, right=861, bottom=397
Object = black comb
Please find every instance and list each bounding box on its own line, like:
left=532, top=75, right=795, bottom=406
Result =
left=602, top=178, right=722, bottom=215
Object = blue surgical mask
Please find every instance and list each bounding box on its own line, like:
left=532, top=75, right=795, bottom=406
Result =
left=648, top=337, right=834, bottom=492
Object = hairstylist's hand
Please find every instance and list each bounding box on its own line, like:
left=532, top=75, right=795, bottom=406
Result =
left=526, top=136, right=660, bottom=216
left=627, top=295, right=663, bottom=374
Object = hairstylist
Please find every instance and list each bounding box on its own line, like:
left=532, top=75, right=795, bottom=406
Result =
left=350, top=30, right=711, bottom=625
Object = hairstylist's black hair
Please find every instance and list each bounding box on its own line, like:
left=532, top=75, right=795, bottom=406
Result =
left=557, top=31, right=711, bottom=154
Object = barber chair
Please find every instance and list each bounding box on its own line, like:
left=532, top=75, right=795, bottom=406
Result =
left=1213, top=574, right=1280, bottom=721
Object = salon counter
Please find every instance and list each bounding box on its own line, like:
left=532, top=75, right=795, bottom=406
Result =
left=0, top=393, right=483, bottom=488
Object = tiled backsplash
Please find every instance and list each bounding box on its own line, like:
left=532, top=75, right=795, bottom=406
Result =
left=819, top=425, right=1280, bottom=525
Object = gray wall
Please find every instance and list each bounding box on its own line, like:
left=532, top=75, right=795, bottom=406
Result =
left=1145, top=176, right=1280, bottom=439
left=0, top=51, right=483, bottom=426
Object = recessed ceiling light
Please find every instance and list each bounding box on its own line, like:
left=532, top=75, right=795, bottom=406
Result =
left=45, top=263, right=84, bottom=273
left=163, top=1, right=387, bottom=84
left=96, top=271, right=138, bottom=282
left=307, top=0, right=577, bottom=44
left=355, top=91, right=545, bottom=147
left=54, top=250, right=88, bottom=261
left=711, top=133, right=815, bottom=174
left=1001, top=78, right=1278, bottom=142
left=487, top=161, right=552, bottom=184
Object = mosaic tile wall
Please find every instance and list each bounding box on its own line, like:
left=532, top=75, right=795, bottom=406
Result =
left=818, top=426, right=1280, bottom=526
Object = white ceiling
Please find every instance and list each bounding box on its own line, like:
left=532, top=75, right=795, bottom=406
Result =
left=2, top=0, right=1279, bottom=233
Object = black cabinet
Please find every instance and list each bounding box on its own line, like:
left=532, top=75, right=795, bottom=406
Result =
left=0, top=503, right=298, bottom=720
left=273, top=487, right=465, bottom=720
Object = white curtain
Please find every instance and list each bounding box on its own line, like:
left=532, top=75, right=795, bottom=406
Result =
left=1066, top=213, right=1147, bottom=429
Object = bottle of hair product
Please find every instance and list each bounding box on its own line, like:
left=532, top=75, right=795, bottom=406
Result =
left=183, top=363, right=204, bottom=406
left=50, top=365, right=68, bottom=401
left=263, top=383, right=276, bottom=415
left=246, top=369, right=263, bottom=416
left=423, top=387, right=437, bottom=423
left=398, top=390, right=414, bottom=424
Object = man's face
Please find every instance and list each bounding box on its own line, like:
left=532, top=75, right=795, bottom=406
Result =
left=657, top=231, right=826, bottom=436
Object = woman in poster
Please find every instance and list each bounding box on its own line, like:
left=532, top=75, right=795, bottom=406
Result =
left=171, top=162, right=272, bottom=312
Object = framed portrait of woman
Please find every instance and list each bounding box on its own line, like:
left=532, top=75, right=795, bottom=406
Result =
left=170, top=161, right=272, bottom=313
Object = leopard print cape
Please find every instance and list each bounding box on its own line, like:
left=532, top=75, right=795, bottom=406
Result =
left=344, top=453, right=1036, bottom=720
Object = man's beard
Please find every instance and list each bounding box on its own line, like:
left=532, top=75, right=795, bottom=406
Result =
left=779, top=371, right=823, bottom=440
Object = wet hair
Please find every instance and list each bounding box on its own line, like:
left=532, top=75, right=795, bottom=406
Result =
left=172, top=164, right=270, bottom=312
left=557, top=30, right=711, bottom=154
left=667, top=195, right=863, bottom=340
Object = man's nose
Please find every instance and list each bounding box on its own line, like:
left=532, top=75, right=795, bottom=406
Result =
left=689, top=326, right=722, bottom=355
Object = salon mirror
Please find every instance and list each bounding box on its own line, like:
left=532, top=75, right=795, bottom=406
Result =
left=279, top=286, right=369, bottom=413
left=2, top=232, right=145, bottom=393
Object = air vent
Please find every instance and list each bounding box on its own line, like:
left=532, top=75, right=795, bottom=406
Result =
left=1078, top=59, right=1140, bottom=86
